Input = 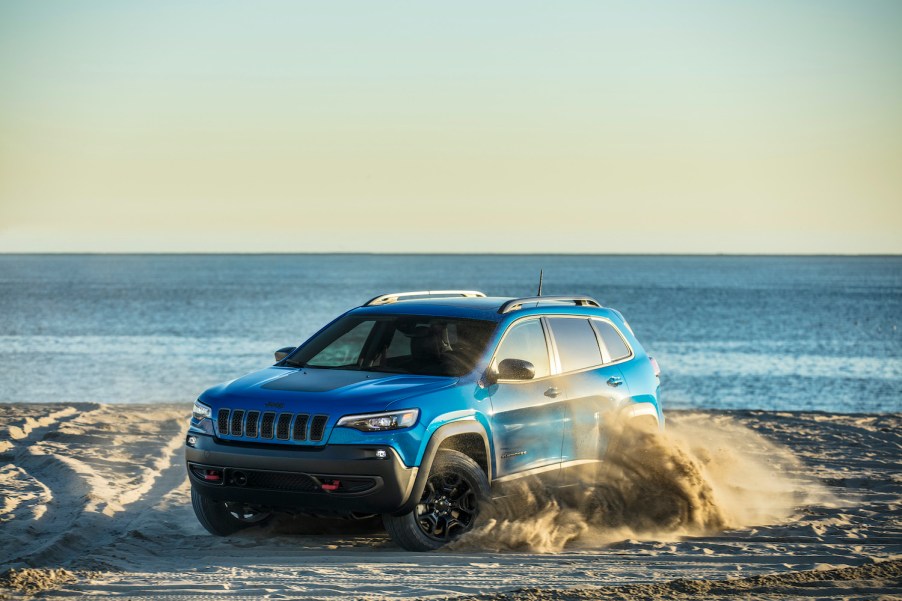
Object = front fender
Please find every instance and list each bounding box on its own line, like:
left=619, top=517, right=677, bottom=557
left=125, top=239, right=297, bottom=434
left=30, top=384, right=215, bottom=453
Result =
left=392, top=419, right=491, bottom=515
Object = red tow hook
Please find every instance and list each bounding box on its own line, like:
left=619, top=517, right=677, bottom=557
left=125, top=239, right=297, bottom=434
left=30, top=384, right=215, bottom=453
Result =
left=321, top=480, right=340, bottom=492
left=204, top=470, right=222, bottom=482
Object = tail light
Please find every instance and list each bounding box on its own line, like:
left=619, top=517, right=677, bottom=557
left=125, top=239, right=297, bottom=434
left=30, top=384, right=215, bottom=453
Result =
left=649, top=356, right=661, bottom=377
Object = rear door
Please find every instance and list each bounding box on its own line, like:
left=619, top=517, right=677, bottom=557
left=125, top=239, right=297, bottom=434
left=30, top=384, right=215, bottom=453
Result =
left=487, top=317, right=565, bottom=482
left=546, top=316, right=631, bottom=486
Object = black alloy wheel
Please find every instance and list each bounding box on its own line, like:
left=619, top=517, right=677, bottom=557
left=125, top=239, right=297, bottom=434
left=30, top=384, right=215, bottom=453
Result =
left=415, top=471, right=478, bottom=540
left=383, top=449, right=490, bottom=551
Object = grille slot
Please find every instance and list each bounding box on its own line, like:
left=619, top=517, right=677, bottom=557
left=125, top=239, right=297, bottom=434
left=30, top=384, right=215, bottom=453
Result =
left=310, top=415, right=328, bottom=441
left=276, top=414, right=292, bottom=440
left=293, top=414, right=309, bottom=441
left=245, top=411, right=260, bottom=438
left=217, top=409, right=229, bottom=435
left=230, top=410, right=245, bottom=436
left=260, top=412, right=276, bottom=439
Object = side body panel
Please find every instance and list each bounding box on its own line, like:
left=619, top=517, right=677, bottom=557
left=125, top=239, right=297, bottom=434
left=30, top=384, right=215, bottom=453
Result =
left=486, top=378, right=565, bottom=479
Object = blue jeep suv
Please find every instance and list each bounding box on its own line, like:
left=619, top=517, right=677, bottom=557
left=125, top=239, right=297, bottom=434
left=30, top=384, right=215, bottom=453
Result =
left=186, top=291, right=662, bottom=551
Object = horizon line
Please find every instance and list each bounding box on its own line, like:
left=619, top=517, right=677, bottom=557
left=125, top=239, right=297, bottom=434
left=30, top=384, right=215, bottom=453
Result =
left=1, top=251, right=900, bottom=258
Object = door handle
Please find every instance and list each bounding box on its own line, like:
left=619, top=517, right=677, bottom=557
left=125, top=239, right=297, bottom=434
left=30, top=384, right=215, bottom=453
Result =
left=606, top=376, right=624, bottom=387
left=544, top=387, right=561, bottom=398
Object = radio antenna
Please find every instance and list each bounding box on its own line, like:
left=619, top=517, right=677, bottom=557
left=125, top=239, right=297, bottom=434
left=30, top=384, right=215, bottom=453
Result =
left=537, top=269, right=543, bottom=296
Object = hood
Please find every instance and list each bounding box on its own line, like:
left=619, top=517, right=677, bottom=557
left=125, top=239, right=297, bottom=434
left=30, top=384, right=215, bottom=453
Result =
left=200, top=366, right=457, bottom=414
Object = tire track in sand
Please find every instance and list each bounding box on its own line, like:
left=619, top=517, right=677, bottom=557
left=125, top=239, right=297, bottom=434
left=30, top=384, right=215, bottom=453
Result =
left=1, top=403, right=101, bottom=568
left=0, top=404, right=188, bottom=569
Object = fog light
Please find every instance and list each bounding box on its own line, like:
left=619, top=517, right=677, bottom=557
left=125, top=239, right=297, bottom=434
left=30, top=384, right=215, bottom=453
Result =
left=186, top=435, right=197, bottom=447
left=376, top=449, right=387, bottom=459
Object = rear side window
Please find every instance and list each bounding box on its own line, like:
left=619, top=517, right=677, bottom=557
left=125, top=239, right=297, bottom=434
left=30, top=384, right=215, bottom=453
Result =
left=547, top=317, right=603, bottom=373
left=494, top=319, right=551, bottom=378
left=592, top=319, right=631, bottom=361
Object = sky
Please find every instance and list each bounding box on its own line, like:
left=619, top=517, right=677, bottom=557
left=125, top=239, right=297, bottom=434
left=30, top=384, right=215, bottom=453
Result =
left=0, top=1, right=900, bottom=254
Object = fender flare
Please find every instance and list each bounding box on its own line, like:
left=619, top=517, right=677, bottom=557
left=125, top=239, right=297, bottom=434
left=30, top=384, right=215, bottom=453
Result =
left=393, top=419, right=492, bottom=515
left=619, top=401, right=664, bottom=430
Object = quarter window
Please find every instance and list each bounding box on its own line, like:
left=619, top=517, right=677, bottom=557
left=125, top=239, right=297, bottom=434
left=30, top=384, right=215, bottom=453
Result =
left=592, top=319, right=631, bottom=362
left=494, top=319, right=551, bottom=379
left=547, top=317, right=603, bottom=372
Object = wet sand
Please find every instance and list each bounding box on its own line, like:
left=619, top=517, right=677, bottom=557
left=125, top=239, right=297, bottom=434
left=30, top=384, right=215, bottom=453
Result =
left=0, top=404, right=899, bottom=600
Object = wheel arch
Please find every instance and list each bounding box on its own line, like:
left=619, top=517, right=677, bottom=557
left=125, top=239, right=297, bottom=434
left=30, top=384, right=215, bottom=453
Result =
left=619, top=400, right=664, bottom=431
left=394, top=419, right=491, bottom=515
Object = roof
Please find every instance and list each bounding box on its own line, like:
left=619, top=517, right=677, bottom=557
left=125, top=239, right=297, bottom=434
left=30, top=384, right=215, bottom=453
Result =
left=353, top=296, right=512, bottom=321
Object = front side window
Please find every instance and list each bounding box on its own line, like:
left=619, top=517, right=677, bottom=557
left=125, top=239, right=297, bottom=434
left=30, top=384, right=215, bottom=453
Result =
left=493, top=319, right=551, bottom=379
left=547, top=317, right=603, bottom=373
left=286, top=314, right=496, bottom=377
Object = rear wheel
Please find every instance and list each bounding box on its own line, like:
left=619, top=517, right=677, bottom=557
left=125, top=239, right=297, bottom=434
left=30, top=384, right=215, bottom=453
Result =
left=384, top=449, right=489, bottom=551
left=191, top=487, right=271, bottom=536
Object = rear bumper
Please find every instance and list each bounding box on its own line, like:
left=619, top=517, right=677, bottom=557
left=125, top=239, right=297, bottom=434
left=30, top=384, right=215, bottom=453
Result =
left=185, top=433, right=418, bottom=514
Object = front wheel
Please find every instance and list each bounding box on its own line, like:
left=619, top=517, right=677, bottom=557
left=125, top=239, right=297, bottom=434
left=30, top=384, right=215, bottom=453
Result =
left=383, top=449, right=490, bottom=551
left=191, top=487, right=271, bottom=536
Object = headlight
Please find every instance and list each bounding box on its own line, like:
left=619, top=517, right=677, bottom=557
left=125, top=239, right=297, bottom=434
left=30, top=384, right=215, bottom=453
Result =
left=336, top=409, right=419, bottom=432
left=192, top=399, right=212, bottom=421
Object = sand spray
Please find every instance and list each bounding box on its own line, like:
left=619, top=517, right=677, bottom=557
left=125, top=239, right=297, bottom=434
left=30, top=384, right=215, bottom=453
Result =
left=451, top=413, right=833, bottom=552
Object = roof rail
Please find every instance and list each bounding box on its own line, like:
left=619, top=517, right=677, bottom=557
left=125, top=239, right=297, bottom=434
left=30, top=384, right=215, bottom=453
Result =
left=364, top=290, right=487, bottom=307
left=498, top=295, right=601, bottom=314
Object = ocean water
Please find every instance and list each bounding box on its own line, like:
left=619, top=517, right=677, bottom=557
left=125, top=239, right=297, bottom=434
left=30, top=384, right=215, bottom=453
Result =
left=0, top=254, right=899, bottom=413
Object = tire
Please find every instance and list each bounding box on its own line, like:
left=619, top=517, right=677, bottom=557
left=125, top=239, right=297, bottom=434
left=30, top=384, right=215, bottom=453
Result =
left=191, top=487, right=271, bottom=536
left=383, top=449, right=490, bottom=551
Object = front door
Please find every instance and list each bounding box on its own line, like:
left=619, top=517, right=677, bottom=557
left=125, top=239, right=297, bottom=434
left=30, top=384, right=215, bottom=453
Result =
left=487, top=317, right=565, bottom=482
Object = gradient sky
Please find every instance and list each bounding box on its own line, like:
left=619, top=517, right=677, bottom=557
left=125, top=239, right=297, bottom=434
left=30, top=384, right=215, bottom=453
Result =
left=1, top=1, right=900, bottom=253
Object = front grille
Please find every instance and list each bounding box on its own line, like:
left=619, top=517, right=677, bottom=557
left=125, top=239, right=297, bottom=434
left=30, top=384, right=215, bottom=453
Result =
left=215, top=408, right=329, bottom=444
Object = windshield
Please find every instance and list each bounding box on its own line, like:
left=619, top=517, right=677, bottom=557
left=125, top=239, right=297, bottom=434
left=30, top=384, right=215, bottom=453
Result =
left=284, top=314, right=497, bottom=377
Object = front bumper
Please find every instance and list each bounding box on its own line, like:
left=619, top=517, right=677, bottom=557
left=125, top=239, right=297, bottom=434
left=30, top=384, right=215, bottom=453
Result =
left=185, top=433, right=418, bottom=515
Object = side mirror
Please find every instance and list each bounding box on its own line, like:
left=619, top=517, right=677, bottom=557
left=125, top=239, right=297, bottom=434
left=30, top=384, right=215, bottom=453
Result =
left=274, top=346, right=296, bottom=362
left=497, top=358, right=536, bottom=381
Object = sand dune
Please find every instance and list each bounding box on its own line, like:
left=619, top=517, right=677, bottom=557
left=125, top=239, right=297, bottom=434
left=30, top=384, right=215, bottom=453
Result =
left=0, top=404, right=899, bottom=600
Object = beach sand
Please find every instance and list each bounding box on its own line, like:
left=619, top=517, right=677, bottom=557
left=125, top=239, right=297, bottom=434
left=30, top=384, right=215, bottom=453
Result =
left=0, top=404, right=899, bottom=600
